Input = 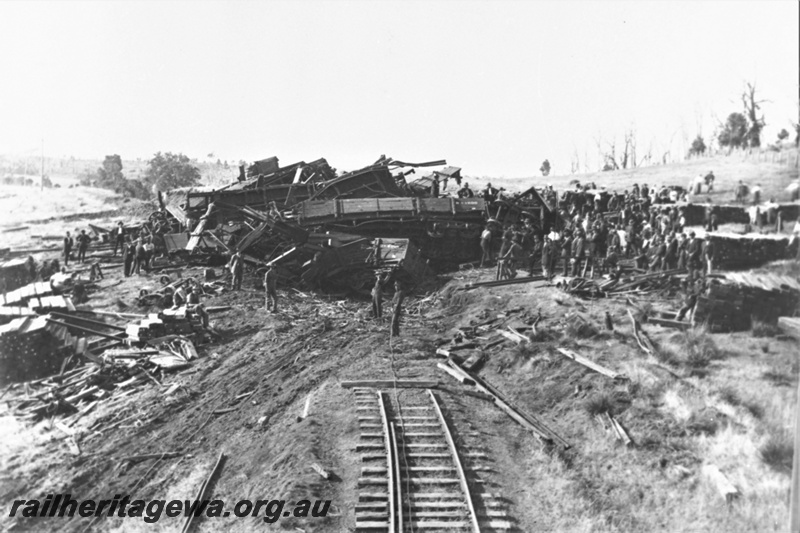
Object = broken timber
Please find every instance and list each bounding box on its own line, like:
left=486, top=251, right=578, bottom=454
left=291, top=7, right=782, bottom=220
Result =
left=436, top=363, right=476, bottom=385
left=445, top=359, right=569, bottom=449
left=556, top=348, right=625, bottom=380
left=702, top=464, right=740, bottom=503
left=180, top=451, right=226, bottom=533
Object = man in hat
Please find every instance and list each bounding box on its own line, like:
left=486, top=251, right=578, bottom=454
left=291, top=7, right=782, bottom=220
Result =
left=501, top=235, right=523, bottom=279
left=371, top=273, right=383, bottom=320
left=112, top=221, right=126, bottom=256
left=559, top=231, right=572, bottom=276
left=686, top=231, right=702, bottom=281
left=264, top=264, right=278, bottom=312
left=571, top=229, right=585, bottom=277
left=63, top=231, right=74, bottom=267
left=229, top=252, right=244, bottom=290
left=76, top=230, right=91, bottom=264
left=390, top=280, right=405, bottom=337
left=187, top=285, right=209, bottom=328
left=480, top=224, right=493, bottom=268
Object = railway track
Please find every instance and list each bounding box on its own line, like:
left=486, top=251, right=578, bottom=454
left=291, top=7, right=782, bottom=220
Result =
left=353, top=387, right=513, bottom=532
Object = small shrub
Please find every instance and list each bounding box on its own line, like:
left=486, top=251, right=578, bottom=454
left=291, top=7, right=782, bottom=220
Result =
left=584, top=392, right=616, bottom=417
left=743, top=399, right=765, bottom=419
left=717, top=386, right=741, bottom=406
left=685, top=407, right=724, bottom=436
left=632, top=302, right=654, bottom=324
left=654, top=346, right=682, bottom=367
left=682, top=326, right=722, bottom=362
left=759, top=431, right=794, bottom=473
left=565, top=316, right=599, bottom=339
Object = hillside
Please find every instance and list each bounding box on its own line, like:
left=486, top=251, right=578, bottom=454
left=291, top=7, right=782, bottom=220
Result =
left=1, top=153, right=799, bottom=532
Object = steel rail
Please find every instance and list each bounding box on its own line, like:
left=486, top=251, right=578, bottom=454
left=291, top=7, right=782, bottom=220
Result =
left=427, top=389, right=481, bottom=533
left=377, top=392, right=397, bottom=532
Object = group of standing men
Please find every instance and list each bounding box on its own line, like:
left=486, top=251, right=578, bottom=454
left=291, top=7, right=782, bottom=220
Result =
left=481, top=182, right=719, bottom=282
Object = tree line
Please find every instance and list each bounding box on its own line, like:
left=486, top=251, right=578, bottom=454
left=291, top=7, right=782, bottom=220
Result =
left=81, top=152, right=201, bottom=199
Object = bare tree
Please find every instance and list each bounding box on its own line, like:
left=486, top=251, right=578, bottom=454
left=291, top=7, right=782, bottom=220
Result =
left=570, top=146, right=580, bottom=174
left=742, top=81, right=767, bottom=148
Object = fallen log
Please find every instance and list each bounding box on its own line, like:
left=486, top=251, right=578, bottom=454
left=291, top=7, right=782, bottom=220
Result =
left=445, top=359, right=569, bottom=449
left=556, top=348, right=625, bottom=380
left=180, top=451, right=226, bottom=533
left=647, top=317, right=691, bottom=330
left=437, top=363, right=475, bottom=385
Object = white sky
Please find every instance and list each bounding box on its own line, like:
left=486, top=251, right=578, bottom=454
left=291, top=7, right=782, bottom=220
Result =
left=0, top=0, right=797, bottom=177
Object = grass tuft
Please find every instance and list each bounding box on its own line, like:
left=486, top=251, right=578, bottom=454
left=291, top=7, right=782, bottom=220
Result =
left=564, top=315, right=599, bottom=339
left=759, top=430, right=794, bottom=474
left=584, top=392, right=616, bottom=417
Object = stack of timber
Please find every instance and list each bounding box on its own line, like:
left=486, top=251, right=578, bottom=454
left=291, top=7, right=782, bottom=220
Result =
left=679, top=204, right=750, bottom=226
left=692, top=272, right=800, bottom=332
left=124, top=307, right=207, bottom=343
left=704, top=232, right=795, bottom=269
left=0, top=316, right=88, bottom=384
left=0, top=256, right=35, bottom=292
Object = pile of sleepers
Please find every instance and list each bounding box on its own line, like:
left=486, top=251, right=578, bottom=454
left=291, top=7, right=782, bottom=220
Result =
left=3, top=338, right=197, bottom=422
left=692, top=271, right=800, bottom=332
left=553, top=269, right=683, bottom=299
left=125, top=307, right=206, bottom=343
left=704, top=233, right=796, bottom=269
left=0, top=316, right=88, bottom=384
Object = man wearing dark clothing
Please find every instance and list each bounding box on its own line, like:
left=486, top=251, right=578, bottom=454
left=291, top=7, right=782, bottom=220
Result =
left=529, top=236, right=543, bottom=276
left=686, top=232, right=702, bottom=280
left=63, top=232, right=74, bottom=267
left=371, top=274, right=383, bottom=320
left=571, top=231, right=585, bottom=277
left=457, top=184, right=474, bottom=198
left=664, top=233, right=679, bottom=270
left=134, top=239, right=145, bottom=275
left=123, top=243, right=135, bottom=277
left=264, top=265, right=278, bottom=312
left=561, top=233, right=573, bottom=276
left=483, top=183, right=498, bottom=205
left=677, top=279, right=705, bottom=321
left=113, top=222, right=126, bottom=256
left=230, top=252, right=244, bottom=290
left=390, top=281, right=405, bottom=337
left=76, top=230, right=90, bottom=264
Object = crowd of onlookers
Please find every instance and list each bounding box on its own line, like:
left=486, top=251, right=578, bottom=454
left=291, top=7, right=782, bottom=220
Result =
left=481, top=181, right=720, bottom=282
